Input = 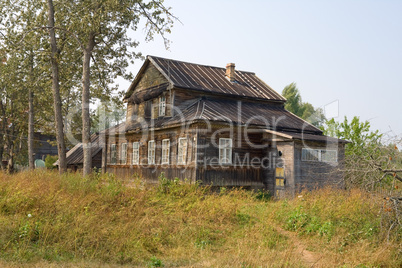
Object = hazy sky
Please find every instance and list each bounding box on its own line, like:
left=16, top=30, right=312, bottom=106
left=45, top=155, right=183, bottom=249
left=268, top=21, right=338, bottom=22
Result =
left=120, top=0, right=402, bottom=136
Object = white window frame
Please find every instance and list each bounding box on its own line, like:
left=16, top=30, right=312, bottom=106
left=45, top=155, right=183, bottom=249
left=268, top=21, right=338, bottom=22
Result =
left=120, top=143, right=127, bottom=164
left=110, top=144, right=117, bottom=165
left=159, top=95, right=166, bottom=116
left=301, top=148, right=337, bottom=163
left=161, top=139, right=170, bottom=165
left=132, top=142, right=139, bottom=165
left=219, top=138, right=232, bottom=164
left=148, top=140, right=155, bottom=165
left=177, top=138, right=187, bottom=165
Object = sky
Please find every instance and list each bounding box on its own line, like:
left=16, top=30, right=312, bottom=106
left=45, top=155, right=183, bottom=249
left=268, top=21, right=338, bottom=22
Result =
left=118, top=0, right=402, bottom=137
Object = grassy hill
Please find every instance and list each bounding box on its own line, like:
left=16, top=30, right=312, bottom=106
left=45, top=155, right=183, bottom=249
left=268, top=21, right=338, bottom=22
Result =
left=0, top=170, right=400, bottom=267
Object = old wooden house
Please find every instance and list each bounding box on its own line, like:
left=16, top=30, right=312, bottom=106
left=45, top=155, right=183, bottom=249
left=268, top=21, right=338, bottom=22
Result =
left=104, top=56, right=347, bottom=196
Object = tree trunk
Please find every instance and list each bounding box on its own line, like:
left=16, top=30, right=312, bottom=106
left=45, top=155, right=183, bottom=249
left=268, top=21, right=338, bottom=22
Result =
left=48, top=0, right=67, bottom=173
left=28, top=54, right=35, bottom=170
left=82, top=45, right=94, bottom=176
left=0, top=100, right=5, bottom=170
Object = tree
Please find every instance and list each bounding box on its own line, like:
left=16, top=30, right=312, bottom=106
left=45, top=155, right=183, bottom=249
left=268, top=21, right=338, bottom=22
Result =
left=47, top=0, right=68, bottom=173
left=91, top=101, right=126, bottom=133
left=282, top=83, right=325, bottom=127
left=1, top=0, right=175, bottom=173
left=45, top=0, right=176, bottom=176
left=282, top=82, right=303, bottom=116
left=322, top=116, right=382, bottom=157
left=1, top=0, right=78, bottom=173
left=321, top=116, right=402, bottom=191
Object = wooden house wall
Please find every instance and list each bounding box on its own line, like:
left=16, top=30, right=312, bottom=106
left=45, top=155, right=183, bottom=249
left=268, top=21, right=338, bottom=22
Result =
left=136, top=63, right=168, bottom=91
left=126, top=62, right=172, bottom=125
left=195, top=125, right=265, bottom=188
left=92, top=150, right=103, bottom=169
left=293, top=141, right=345, bottom=191
left=106, top=127, right=197, bottom=182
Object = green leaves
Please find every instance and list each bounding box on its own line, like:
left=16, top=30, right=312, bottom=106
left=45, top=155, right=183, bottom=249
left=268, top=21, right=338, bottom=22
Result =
left=321, top=116, right=382, bottom=157
left=282, top=82, right=325, bottom=127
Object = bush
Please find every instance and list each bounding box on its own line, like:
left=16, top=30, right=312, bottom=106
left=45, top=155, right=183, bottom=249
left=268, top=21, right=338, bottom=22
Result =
left=44, top=155, right=58, bottom=169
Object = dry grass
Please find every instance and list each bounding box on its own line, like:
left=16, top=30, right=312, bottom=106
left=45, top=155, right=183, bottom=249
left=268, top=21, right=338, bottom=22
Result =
left=0, top=170, right=400, bottom=267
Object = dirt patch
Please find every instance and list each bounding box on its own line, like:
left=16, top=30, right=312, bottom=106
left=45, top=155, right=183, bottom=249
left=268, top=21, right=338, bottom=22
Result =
left=275, top=226, right=324, bottom=267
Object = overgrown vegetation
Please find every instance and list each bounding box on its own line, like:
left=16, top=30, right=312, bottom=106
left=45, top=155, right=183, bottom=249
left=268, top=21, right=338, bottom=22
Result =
left=0, top=171, right=400, bottom=267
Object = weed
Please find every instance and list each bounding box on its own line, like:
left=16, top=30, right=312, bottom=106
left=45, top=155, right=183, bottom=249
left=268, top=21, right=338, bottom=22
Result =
left=148, top=256, right=163, bottom=267
left=255, top=189, right=272, bottom=201
left=0, top=170, right=400, bottom=267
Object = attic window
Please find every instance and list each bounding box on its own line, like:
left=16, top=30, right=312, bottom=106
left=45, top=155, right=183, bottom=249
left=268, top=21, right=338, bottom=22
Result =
left=159, top=95, right=166, bottom=116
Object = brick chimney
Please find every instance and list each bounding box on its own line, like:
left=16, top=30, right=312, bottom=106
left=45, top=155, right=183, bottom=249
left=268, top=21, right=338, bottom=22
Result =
left=225, top=63, right=236, bottom=82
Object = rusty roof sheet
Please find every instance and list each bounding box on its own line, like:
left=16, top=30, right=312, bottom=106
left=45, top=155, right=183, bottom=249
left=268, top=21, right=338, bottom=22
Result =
left=126, top=98, right=322, bottom=134
left=125, top=56, right=286, bottom=102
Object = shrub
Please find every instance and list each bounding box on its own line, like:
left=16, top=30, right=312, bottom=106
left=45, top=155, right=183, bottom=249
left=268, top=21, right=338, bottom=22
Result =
left=44, top=155, right=58, bottom=169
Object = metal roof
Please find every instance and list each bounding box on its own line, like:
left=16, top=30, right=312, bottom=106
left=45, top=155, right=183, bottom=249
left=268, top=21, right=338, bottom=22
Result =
left=54, top=132, right=107, bottom=166
left=126, top=98, right=322, bottom=134
left=64, top=134, right=103, bottom=165
left=124, top=56, right=286, bottom=102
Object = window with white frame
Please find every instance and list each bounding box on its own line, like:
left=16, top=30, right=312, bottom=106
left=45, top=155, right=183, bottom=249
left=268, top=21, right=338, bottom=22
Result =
left=120, top=143, right=127, bottom=164
left=301, top=148, right=337, bottom=162
left=219, top=138, right=232, bottom=164
left=301, top=148, right=319, bottom=161
left=177, top=138, right=187, bottom=165
left=110, top=144, right=117, bottom=164
left=321, top=150, right=338, bottom=162
left=132, top=142, right=139, bottom=165
left=161, top=139, right=170, bottom=165
left=148, top=140, right=155, bottom=164
left=159, top=95, right=166, bottom=116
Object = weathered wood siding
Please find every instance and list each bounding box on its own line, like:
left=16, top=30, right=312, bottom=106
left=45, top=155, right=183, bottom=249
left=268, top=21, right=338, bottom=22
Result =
left=135, top=63, right=168, bottom=92
left=106, top=166, right=196, bottom=183
left=196, top=125, right=265, bottom=188
left=126, top=62, right=169, bottom=123
left=106, top=127, right=197, bottom=182
left=293, top=141, right=345, bottom=191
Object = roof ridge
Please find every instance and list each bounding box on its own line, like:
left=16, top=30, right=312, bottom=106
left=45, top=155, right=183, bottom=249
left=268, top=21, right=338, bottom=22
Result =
left=199, top=100, right=206, bottom=119
left=148, top=55, right=255, bottom=74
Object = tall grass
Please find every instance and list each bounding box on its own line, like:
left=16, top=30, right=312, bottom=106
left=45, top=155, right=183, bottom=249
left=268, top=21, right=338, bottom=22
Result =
left=0, top=170, right=400, bottom=267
